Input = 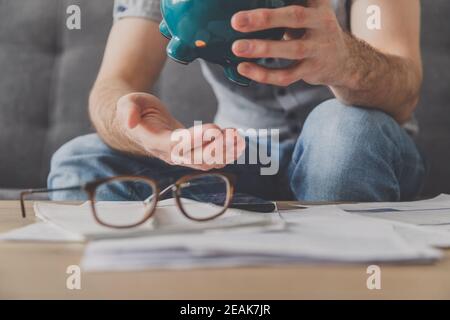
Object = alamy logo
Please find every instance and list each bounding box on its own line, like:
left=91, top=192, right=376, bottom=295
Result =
left=366, top=5, right=382, bottom=30
left=66, top=5, right=81, bottom=30
left=170, top=122, right=280, bottom=176
left=366, top=265, right=382, bottom=290
left=66, top=265, right=82, bottom=290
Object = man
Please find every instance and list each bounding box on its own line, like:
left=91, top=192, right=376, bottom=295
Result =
left=48, top=0, right=425, bottom=202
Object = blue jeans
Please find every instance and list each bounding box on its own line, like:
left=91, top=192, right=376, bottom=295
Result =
left=48, top=99, right=426, bottom=202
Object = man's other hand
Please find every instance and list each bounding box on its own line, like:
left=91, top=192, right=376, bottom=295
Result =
left=231, top=0, right=350, bottom=87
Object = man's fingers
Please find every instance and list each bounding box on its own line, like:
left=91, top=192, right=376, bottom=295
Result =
left=186, top=123, right=222, bottom=150
left=233, top=39, right=312, bottom=60
left=170, top=124, right=221, bottom=164
left=204, top=128, right=245, bottom=166
left=170, top=127, right=246, bottom=169
left=224, top=129, right=246, bottom=163
left=136, top=126, right=174, bottom=155
left=237, top=61, right=306, bottom=87
left=231, top=6, right=318, bottom=33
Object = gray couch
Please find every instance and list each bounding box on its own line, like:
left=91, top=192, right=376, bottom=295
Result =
left=0, top=0, right=449, bottom=199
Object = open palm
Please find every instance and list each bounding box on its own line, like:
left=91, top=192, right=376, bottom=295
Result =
left=116, top=93, right=246, bottom=170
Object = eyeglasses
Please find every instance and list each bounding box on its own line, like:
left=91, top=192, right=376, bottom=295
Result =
left=20, top=172, right=235, bottom=229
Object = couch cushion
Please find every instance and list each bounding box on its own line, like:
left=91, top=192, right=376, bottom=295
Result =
left=0, top=0, right=59, bottom=188
left=0, top=0, right=109, bottom=188
left=0, top=0, right=216, bottom=189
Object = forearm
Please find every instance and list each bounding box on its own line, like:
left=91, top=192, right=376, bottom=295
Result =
left=331, top=33, right=422, bottom=123
left=89, top=78, right=145, bottom=155
left=88, top=18, right=169, bottom=156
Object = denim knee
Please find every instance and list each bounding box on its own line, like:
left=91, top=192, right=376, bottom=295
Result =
left=288, top=99, right=408, bottom=201
left=47, top=134, right=112, bottom=198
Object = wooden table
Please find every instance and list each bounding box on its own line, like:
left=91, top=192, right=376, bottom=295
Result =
left=1, top=201, right=450, bottom=299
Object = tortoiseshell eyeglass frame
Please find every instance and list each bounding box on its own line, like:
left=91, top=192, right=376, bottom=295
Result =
left=20, top=172, right=235, bottom=229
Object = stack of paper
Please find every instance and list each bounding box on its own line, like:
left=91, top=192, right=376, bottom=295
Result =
left=0, top=221, right=84, bottom=242
left=339, top=194, right=450, bottom=238
left=34, top=199, right=283, bottom=240
left=282, top=204, right=450, bottom=249
left=81, top=205, right=441, bottom=271
left=0, top=198, right=282, bottom=242
left=2, top=195, right=450, bottom=271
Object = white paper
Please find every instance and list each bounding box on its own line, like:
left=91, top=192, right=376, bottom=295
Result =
left=82, top=205, right=441, bottom=272
left=340, top=194, right=450, bottom=213
left=0, top=222, right=84, bottom=242
left=282, top=204, right=450, bottom=248
left=339, top=194, right=450, bottom=226
left=31, top=198, right=282, bottom=240
left=4, top=196, right=449, bottom=271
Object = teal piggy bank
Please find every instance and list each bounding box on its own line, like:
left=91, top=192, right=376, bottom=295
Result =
left=160, top=0, right=296, bottom=86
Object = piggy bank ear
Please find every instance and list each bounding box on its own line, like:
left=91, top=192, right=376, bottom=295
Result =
left=167, top=38, right=198, bottom=64
left=224, top=66, right=251, bottom=86
left=159, top=20, right=172, bottom=40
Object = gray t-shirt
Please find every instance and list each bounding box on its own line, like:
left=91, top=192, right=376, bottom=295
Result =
left=113, top=0, right=418, bottom=138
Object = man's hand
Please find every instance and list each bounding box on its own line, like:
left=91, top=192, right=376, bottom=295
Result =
left=116, top=93, right=246, bottom=170
left=231, top=0, right=422, bottom=123
left=231, top=0, right=348, bottom=87
left=90, top=19, right=246, bottom=166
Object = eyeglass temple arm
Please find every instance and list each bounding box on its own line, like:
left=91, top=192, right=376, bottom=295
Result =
left=20, top=186, right=83, bottom=218
left=144, top=184, right=176, bottom=204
